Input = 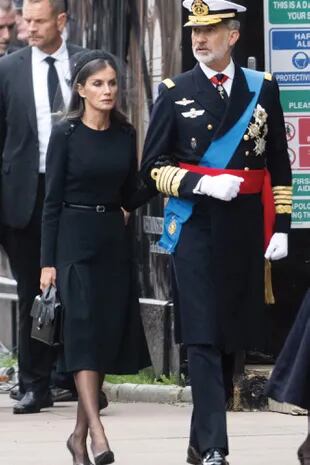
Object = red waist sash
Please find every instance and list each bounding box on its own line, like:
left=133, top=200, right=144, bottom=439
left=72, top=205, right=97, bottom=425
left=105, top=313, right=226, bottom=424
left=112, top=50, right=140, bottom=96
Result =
left=180, top=163, right=276, bottom=251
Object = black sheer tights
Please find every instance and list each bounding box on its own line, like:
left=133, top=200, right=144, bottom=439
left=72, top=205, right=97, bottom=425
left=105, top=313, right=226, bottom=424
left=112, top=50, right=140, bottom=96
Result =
left=69, top=371, right=108, bottom=464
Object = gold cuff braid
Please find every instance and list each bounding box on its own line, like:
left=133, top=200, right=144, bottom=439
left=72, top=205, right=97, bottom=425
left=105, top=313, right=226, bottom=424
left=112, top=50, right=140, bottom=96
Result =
left=151, top=166, right=188, bottom=197
left=275, top=205, right=292, bottom=214
left=272, top=185, right=292, bottom=215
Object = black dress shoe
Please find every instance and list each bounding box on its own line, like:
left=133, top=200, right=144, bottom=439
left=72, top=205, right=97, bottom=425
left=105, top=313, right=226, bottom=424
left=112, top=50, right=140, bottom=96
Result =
left=187, top=445, right=202, bottom=464
left=94, top=450, right=114, bottom=465
left=13, top=391, right=54, bottom=414
left=298, top=435, right=310, bottom=465
left=202, top=449, right=229, bottom=465
left=51, top=387, right=78, bottom=402
left=67, top=433, right=93, bottom=465
left=9, top=387, right=24, bottom=402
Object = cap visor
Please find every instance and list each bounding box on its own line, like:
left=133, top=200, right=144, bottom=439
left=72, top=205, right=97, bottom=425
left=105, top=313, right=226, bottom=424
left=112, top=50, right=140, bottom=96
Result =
left=184, top=17, right=223, bottom=27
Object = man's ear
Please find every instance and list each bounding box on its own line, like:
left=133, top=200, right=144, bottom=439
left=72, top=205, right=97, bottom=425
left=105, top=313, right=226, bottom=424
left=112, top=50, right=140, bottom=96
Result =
left=57, top=12, right=67, bottom=33
left=229, top=30, right=240, bottom=47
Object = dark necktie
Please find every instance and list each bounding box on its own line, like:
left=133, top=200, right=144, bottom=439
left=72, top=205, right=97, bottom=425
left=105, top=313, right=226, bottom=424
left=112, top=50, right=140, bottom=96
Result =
left=210, top=73, right=229, bottom=102
left=45, top=56, right=64, bottom=112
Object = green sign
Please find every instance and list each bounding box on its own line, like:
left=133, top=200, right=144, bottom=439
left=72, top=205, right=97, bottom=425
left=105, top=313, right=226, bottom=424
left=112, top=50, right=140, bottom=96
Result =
left=292, top=199, right=310, bottom=223
left=293, top=173, right=310, bottom=196
left=292, top=173, right=310, bottom=225
left=269, top=0, right=310, bottom=24
left=280, top=91, right=310, bottom=113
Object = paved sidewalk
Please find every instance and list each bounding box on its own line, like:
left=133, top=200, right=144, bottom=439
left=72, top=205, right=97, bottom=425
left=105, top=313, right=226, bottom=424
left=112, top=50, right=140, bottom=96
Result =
left=0, top=393, right=306, bottom=465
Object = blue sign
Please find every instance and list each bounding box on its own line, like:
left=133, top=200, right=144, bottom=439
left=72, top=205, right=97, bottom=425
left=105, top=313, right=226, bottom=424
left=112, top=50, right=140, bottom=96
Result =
left=292, top=52, right=309, bottom=69
left=275, top=72, right=310, bottom=87
left=272, top=30, right=310, bottom=50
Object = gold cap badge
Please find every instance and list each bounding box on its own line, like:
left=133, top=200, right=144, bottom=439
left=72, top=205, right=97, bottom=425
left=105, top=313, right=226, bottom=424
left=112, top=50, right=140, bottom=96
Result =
left=192, top=0, right=209, bottom=16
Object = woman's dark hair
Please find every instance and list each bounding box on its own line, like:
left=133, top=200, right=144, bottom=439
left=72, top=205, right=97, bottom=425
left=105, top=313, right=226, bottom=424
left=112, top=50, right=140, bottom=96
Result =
left=67, top=52, right=128, bottom=126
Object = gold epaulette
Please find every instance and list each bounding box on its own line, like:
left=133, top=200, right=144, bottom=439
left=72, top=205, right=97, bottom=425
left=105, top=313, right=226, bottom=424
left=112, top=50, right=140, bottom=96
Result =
left=272, top=185, right=293, bottom=214
left=162, top=78, right=176, bottom=89
left=151, top=165, right=188, bottom=197
left=264, top=72, right=272, bottom=81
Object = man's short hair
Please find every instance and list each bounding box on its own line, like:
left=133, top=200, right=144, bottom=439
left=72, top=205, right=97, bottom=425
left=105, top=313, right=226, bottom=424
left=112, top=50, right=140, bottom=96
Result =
left=225, top=19, right=241, bottom=31
left=0, top=0, right=14, bottom=12
left=23, top=0, right=66, bottom=14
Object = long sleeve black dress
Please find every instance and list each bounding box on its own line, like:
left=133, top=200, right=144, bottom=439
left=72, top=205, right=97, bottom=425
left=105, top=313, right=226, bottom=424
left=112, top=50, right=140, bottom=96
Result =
left=41, top=119, right=151, bottom=374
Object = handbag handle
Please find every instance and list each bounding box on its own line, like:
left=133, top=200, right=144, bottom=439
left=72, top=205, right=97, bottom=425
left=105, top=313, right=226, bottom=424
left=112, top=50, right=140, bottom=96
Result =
left=42, top=284, right=57, bottom=301
left=41, top=285, right=58, bottom=322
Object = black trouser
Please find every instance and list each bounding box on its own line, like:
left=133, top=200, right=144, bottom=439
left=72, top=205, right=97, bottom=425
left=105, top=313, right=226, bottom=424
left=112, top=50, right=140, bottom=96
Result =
left=2, top=175, right=54, bottom=395
left=188, top=344, right=233, bottom=456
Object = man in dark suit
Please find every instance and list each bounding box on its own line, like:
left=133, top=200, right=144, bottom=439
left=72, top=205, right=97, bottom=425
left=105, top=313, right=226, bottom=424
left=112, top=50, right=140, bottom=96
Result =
left=0, top=0, right=83, bottom=414
left=141, top=0, right=292, bottom=464
left=0, top=0, right=16, bottom=56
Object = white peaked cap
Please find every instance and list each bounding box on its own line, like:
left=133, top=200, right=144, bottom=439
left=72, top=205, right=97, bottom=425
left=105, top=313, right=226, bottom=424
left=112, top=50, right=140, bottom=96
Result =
left=182, top=0, right=247, bottom=12
left=182, top=0, right=246, bottom=27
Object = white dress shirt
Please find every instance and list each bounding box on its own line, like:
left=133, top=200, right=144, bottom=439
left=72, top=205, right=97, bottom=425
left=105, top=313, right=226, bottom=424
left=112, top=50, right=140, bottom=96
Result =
left=32, top=40, right=71, bottom=173
left=199, top=59, right=235, bottom=97
left=193, top=60, right=236, bottom=195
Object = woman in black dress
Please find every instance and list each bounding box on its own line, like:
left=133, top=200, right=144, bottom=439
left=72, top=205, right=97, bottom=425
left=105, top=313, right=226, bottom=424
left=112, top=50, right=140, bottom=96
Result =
left=266, top=290, right=310, bottom=465
left=40, top=51, right=151, bottom=465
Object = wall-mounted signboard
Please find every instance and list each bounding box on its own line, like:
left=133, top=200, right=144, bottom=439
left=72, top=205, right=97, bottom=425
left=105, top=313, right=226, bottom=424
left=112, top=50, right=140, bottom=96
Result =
left=264, top=0, right=310, bottom=227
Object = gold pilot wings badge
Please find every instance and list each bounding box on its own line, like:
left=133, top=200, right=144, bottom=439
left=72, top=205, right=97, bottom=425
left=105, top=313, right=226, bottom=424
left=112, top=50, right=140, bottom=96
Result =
left=182, top=108, right=205, bottom=118
left=175, top=98, right=195, bottom=106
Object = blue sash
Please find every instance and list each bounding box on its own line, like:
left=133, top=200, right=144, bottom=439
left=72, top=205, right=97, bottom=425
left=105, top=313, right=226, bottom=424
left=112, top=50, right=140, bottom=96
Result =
left=159, top=68, right=265, bottom=253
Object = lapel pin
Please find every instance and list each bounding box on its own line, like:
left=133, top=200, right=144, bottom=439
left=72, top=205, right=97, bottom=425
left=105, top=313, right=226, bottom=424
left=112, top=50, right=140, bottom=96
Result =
left=182, top=108, right=205, bottom=119
left=175, top=98, right=195, bottom=106
left=191, top=138, right=197, bottom=150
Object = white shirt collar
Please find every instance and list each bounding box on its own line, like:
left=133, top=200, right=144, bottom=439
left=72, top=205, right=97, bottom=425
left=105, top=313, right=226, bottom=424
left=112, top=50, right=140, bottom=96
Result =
left=32, top=39, right=68, bottom=64
left=199, top=59, right=235, bottom=81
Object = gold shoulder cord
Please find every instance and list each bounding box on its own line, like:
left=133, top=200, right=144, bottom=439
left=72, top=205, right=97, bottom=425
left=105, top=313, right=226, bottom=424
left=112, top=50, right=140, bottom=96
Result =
left=162, top=78, right=175, bottom=89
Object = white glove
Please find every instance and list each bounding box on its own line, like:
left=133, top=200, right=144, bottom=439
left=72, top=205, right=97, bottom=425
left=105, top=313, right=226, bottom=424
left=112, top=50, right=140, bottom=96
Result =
left=265, top=233, right=288, bottom=261
left=194, top=174, right=244, bottom=202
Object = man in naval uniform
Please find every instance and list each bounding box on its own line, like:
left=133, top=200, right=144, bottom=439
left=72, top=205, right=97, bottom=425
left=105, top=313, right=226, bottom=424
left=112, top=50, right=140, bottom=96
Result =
left=141, top=1, right=292, bottom=464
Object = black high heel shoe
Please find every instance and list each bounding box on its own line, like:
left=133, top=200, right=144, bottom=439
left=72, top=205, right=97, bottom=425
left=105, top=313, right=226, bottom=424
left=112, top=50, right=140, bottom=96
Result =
left=94, top=450, right=114, bottom=465
left=67, top=434, right=94, bottom=465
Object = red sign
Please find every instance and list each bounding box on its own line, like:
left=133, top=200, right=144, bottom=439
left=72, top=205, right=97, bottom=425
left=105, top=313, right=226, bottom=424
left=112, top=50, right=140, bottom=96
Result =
left=299, top=118, right=310, bottom=145
left=300, top=146, right=310, bottom=168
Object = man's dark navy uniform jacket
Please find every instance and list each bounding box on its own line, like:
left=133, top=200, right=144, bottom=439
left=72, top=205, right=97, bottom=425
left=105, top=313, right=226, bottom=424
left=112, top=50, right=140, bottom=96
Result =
left=141, top=63, right=292, bottom=352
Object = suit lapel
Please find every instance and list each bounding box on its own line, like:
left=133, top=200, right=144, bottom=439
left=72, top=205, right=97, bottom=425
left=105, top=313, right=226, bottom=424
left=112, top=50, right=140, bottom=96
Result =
left=214, top=65, right=255, bottom=140
left=191, top=64, right=226, bottom=122
left=19, top=48, right=38, bottom=137
left=67, top=43, right=82, bottom=58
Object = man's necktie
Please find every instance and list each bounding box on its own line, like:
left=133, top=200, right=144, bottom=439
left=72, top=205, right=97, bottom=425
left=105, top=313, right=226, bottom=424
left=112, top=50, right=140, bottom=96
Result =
left=210, top=73, right=229, bottom=102
left=45, top=56, right=64, bottom=112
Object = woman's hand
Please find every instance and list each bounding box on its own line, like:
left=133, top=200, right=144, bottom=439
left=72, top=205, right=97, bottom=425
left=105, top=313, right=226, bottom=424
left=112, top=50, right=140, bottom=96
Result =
left=40, top=267, right=56, bottom=291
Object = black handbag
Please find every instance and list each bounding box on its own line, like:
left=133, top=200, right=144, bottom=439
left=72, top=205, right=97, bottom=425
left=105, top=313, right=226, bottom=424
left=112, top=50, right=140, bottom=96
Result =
left=30, top=285, right=64, bottom=347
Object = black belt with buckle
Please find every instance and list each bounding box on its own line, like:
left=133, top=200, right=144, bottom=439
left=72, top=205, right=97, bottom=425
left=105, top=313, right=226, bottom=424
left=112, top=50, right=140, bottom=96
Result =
left=63, top=202, right=120, bottom=213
